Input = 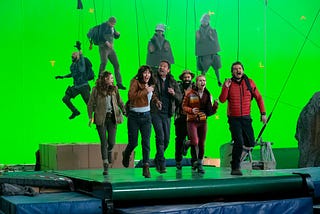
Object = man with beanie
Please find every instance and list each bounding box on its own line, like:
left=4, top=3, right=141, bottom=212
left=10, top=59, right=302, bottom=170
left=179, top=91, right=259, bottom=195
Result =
left=147, top=24, right=174, bottom=73
left=174, top=70, right=196, bottom=170
left=90, top=16, right=126, bottom=90
left=196, top=13, right=222, bottom=87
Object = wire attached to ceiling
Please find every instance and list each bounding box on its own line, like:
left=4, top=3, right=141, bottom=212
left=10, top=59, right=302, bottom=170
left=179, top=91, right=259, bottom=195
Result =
left=256, top=8, right=320, bottom=142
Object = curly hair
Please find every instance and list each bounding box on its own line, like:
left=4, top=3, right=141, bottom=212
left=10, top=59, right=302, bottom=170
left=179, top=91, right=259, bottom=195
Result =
left=134, top=65, right=155, bottom=85
left=96, top=71, right=116, bottom=96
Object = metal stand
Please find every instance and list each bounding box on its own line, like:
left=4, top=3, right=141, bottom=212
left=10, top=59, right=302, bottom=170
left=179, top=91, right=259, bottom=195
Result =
left=241, top=138, right=276, bottom=170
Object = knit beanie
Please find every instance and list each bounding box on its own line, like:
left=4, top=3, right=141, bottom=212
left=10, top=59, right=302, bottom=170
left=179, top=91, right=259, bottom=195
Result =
left=155, top=24, right=165, bottom=32
left=200, top=14, right=210, bottom=25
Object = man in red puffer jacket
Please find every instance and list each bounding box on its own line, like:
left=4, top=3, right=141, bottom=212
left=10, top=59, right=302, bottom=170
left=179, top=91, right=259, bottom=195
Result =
left=219, top=61, right=267, bottom=176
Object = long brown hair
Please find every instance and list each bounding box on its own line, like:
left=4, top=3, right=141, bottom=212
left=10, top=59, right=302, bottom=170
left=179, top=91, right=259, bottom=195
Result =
left=96, top=71, right=116, bottom=95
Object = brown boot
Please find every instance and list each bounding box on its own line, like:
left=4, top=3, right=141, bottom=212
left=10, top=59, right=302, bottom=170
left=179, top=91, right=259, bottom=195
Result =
left=143, top=163, right=151, bottom=178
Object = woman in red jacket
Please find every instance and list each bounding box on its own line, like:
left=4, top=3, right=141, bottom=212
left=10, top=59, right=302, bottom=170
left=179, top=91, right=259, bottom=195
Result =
left=182, top=75, right=218, bottom=174
left=219, top=61, right=267, bottom=176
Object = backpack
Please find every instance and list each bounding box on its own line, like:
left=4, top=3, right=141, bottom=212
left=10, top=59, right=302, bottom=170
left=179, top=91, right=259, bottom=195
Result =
left=87, top=24, right=101, bottom=45
left=243, top=74, right=253, bottom=100
left=84, top=57, right=95, bottom=81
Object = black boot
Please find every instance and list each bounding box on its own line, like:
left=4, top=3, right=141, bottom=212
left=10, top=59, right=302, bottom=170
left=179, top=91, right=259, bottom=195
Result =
left=122, top=151, right=130, bottom=168
left=143, top=163, right=151, bottom=178
left=69, top=110, right=80, bottom=119
left=108, top=151, right=113, bottom=164
left=103, top=161, right=109, bottom=175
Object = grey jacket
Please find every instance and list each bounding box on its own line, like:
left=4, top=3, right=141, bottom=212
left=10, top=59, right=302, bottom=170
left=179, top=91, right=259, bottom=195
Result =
left=146, top=34, right=174, bottom=67
left=196, top=25, right=220, bottom=56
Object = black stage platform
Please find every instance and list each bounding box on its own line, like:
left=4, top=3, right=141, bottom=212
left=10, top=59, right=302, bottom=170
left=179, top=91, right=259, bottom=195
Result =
left=0, top=166, right=318, bottom=213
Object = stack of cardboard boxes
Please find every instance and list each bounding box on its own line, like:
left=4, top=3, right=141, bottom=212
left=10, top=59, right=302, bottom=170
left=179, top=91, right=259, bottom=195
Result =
left=39, top=143, right=134, bottom=170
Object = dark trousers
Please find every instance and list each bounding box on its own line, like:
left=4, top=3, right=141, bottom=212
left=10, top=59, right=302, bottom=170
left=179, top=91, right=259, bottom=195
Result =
left=174, top=116, right=188, bottom=163
left=99, top=45, right=122, bottom=85
left=125, top=111, right=152, bottom=165
left=62, top=85, right=90, bottom=113
left=151, top=113, right=171, bottom=167
left=228, top=117, right=255, bottom=169
left=96, top=117, right=117, bottom=162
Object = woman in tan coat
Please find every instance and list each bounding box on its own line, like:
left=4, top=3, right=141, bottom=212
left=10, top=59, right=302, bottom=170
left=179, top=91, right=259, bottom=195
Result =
left=87, top=71, right=126, bottom=175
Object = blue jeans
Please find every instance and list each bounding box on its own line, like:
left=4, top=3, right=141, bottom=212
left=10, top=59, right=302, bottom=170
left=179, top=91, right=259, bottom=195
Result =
left=125, top=111, right=151, bottom=165
left=151, top=113, right=171, bottom=167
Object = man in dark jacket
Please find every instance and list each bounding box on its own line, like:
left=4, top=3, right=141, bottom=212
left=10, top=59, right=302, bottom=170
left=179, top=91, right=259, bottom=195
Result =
left=55, top=42, right=91, bottom=119
left=151, top=60, right=182, bottom=173
left=174, top=70, right=195, bottom=170
left=90, top=16, right=125, bottom=90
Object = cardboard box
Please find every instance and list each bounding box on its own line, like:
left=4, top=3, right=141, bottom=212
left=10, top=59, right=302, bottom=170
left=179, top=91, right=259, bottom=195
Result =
left=39, top=143, right=134, bottom=170
left=88, top=144, right=102, bottom=169
left=39, top=143, right=50, bottom=170
left=203, top=158, right=220, bottom=167
left=110, top=144, right=134, bottom=168
left=48, top=144, right=75, bottom=170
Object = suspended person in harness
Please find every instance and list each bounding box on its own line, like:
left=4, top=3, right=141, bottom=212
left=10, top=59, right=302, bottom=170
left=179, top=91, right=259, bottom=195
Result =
left=196, top=13, right=222, bottom=87
left=55, top=41, right=92, bottom=119
left=146, top=24, right=175, bottom=73
left=87, top=16, right=126, bottom=90
left=219, top=61, right=267, bottom=176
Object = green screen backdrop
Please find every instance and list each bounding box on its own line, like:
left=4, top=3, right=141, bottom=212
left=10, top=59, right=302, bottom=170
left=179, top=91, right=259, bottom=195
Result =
left=1, top=0, right=319, bottom=165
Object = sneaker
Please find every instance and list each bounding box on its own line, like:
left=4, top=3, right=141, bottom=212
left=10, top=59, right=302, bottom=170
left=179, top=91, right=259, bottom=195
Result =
left=122, top=151, right=130, bottom=168
left=231, top=168, right=243, bottom=176
left=192, top=161, right=198, bottom=171
left=176, top=161, right=182, bottom=170
left=69, top=111, right=80, bottom=119
left=197, top=164, right=205, bottom=174
left=182, top=140, right=190, bottom=156
left=117, top=84, right=126, bottom=90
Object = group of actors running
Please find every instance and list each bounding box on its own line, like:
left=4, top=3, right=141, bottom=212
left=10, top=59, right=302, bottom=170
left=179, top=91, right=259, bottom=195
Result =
left=55, top=13, right=267, bottom=178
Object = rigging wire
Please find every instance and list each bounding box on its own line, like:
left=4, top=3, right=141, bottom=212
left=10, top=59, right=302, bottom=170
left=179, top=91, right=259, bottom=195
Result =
left=236, top=0, right=240, bottom=61
left=267, top=5, right=320, bottom=49
left=185, top=0, right=189, bottom=69
left=194, top=0, right=198, bottom=74
left=134, top=0, right=141, bottom=66
left=165, top=0, right=169, bottom=26
left=92, top=0, right=98, bottom=25
left=256, top=8, right=320, bottom=142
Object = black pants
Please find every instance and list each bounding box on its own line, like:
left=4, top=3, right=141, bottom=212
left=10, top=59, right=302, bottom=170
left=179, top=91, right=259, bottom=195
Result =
left=62, top=85, right=90, bottom=113
left=228, top=116, right=255, bottom=169
left=174, top=116, right=188, bottom=163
